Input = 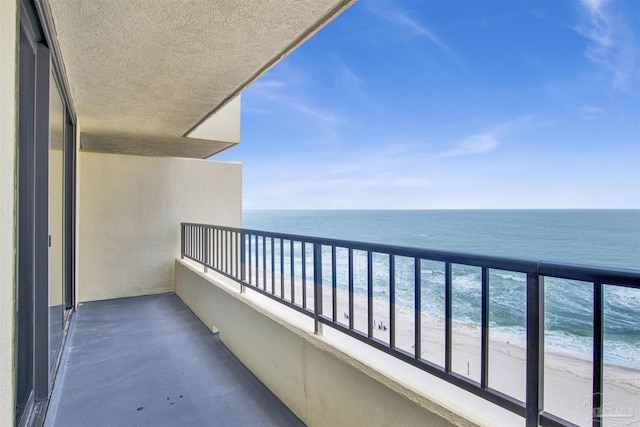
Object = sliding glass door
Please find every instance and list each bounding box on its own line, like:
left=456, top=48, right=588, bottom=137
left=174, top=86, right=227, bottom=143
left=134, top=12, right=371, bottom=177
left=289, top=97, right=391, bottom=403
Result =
left=49, top=71, right=65, bottom=376
left=16, top=1, right=76, bottom=423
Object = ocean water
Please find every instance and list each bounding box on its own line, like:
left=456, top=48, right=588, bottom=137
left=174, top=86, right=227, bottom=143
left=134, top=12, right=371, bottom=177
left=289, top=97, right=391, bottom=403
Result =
left=242, top=210, right=640, bottom=367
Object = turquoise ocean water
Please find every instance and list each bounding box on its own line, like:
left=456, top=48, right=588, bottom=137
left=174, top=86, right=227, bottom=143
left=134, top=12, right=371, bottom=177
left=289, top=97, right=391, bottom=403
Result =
left=242, top=210, right=640, bottom=368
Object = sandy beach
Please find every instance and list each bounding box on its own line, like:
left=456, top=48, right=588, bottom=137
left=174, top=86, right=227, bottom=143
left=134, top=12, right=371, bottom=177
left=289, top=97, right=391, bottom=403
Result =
left=246, top=267, right=640, bottom=426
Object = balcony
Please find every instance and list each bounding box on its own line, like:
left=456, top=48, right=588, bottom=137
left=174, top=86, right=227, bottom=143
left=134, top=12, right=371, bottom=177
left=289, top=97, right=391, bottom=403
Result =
left=34, top=221, right=639, bottom=426
left=45, top=293, right=304, bottom=427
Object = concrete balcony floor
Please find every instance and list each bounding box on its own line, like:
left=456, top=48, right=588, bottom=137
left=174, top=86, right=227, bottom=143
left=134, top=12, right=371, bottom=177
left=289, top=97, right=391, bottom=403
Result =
left=45, top=293, right=305, bottom=426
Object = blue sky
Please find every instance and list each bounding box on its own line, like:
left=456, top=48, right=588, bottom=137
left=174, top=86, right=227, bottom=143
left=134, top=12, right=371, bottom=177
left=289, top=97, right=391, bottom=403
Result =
left=213, top=0, right=640, bottom=209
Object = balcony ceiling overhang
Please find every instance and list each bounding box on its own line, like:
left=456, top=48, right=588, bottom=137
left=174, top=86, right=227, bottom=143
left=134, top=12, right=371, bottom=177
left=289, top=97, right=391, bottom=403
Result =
left=47, top=0, right=354, bottom=158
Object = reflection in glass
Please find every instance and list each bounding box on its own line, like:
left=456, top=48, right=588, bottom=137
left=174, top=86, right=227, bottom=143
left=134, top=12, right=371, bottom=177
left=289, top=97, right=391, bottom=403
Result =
left=49, top=72, right=64, bottom=372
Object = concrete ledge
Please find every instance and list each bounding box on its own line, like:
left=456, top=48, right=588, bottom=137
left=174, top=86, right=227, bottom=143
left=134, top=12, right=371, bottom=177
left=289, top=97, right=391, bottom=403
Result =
left=175, top=259, right=498, bottom=427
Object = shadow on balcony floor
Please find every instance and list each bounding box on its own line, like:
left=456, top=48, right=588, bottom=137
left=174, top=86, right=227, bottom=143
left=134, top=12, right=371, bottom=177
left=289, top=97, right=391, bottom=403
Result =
left=45, top=293, right=305, bottom=427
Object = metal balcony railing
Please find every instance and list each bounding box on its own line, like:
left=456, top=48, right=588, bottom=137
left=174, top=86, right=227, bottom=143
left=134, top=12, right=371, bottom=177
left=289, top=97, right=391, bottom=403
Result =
left=180, top=222, right=640, bottom=427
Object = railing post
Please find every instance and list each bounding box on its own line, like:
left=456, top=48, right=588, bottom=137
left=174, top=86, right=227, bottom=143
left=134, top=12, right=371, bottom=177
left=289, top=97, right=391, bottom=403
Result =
left=414, top=257, right=421, bottom=359
left=593, top=282, right=603, bottom=427
left=444, top=262, right=452, bottom=372
left=313, top=243, right=323, bottom=335
left=481, top=267, right=489, bottom=389
left=526, top=272, right=544, bottom=427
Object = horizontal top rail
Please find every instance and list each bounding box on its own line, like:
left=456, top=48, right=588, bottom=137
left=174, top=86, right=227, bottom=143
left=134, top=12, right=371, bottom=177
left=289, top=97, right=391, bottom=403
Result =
left=181, top=222, right=640, bottom=288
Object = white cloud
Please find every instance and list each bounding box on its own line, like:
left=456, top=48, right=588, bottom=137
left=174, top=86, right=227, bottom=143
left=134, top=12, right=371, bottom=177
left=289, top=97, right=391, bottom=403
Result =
left=581, top=104, right=605, bottom=114
left=246, top=75, right=344, bottom=124
left=439, top=132, right=500, bottom=158
left=365, top=2, right=466, bottom=69
left=242, top=143, right=436, bottom=209
left=580, top=0, right=608, bottom=16
left=438, top=116, right=534, bottom=158
left=580, top=104, right=605, bottom=120
left=332, top=58, right=363, bottom=90
left=575, top=0, right=638, bottom=89
left=250, top=79, right=287, bottom=90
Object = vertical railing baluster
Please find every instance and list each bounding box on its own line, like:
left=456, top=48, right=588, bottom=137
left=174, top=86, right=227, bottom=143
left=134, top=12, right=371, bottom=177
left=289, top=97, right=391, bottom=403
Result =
left=240, top=231, right=246, bottom=292
left=332, top=246, right=337, bottom=322
left=445, top=262, right=452, bottom=372
left=180, top=224, right=184, bottom=259
left=247, top=234, right=252, bottom=285
left=255, top=235, right=259, bottom=288
left=302, top=243, right=307, bottom=309
left=195, top=226, right=199, bottom=261
left=217, top=228, right=220, bottom=270
left=368, top=251, right=374, bottom=339
left=212, top=228, right=216, bottom=269
left=348, top=248, right=354, bottom=330
left=481, top=267, right=489, bottom=388
left=331, top=246, right=338, bottom=322
left=414, top=258, right=421, bottom=359
left=280, top=239, right=285, bottom=298
left=291, top=240, right=295, bottom=304
left=203, top=227, right=208, bottom=273
left=263, top=235, right=267, bottom=291
left=233, top=231, right=236, bottom=275
left=225, top=230, right=229, bottom=274
left=526, top=272, right=544, bottom=427
left=271, top=238, right=275, bottom=295
left=313, top=243, right=323, bottom=334
left=390, top=254, right=396, bottom=349
left=593, top=282, right=603, bottom=427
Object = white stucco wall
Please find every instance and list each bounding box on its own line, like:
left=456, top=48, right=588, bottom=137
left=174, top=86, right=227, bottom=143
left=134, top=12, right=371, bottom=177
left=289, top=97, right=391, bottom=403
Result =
left=176, top=260, right=478, bottom=427
left=187, top=95, right=241, bottom=143
left=0, top=0, right=18, bottom=424
left=77, top=151, right=241, bottom=302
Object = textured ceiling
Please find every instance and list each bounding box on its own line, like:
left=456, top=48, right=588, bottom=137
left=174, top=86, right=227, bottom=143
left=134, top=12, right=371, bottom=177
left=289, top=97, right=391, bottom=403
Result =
left=48, top=0, right=354, bottom=158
